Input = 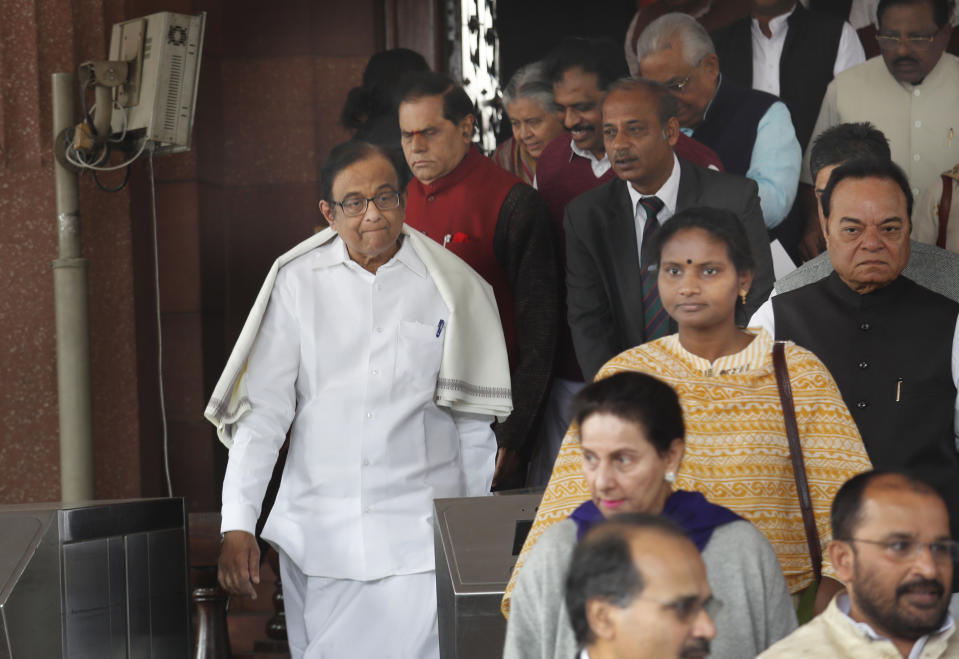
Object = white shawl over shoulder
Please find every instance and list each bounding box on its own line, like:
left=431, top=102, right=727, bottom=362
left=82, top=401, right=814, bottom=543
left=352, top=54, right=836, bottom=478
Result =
left=204, top=225, right=513, bottom=447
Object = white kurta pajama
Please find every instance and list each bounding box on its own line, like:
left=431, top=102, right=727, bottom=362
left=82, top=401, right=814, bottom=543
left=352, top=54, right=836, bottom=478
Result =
left=212, top=228, right=510, bottom=659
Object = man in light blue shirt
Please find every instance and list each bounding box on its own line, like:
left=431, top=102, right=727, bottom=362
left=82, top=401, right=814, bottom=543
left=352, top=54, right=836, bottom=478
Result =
left=636, top=12, right=802, bottom=232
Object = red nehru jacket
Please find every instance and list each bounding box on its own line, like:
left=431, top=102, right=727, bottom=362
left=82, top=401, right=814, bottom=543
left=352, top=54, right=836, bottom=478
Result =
left=405, top=145, right=521, bottom=364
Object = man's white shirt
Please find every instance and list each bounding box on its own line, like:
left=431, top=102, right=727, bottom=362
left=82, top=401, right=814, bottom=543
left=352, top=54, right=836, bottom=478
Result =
left=627, top=153, right=681, bottom=261
left=750, top=6, right=865, bottom=98
left=570, top=138, right=612, bottom=179
left=220, top=236, right=495, bottom=580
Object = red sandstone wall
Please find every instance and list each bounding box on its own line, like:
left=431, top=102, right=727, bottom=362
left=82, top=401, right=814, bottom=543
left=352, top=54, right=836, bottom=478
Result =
left=0, top=0, right=439, bottom=510
left=0, top=0, right=140, bottom=503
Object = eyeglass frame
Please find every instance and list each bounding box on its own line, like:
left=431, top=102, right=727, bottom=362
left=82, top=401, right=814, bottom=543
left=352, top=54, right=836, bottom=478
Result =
left=875, top=29, right=942, bottom=51
left=838, top=537, right=959, bottom=562
left=331, top=190, right=403, bottom=217
left=663, top=57, right=706, bottom=93
left=633, top=593, right=723, bottom=624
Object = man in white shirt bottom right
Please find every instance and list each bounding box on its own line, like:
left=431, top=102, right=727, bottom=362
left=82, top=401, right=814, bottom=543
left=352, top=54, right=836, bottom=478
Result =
left=761, top=470, right=959, bottom=659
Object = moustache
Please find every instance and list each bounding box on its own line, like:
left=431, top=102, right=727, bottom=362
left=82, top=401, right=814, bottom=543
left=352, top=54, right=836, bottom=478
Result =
left=896, top=578, right=945, bottom=599
left=893, top=56, right=920, bottom=67
left=566, top=122, right=594, bottom=133
left=680, top=638, right=711, bottom=658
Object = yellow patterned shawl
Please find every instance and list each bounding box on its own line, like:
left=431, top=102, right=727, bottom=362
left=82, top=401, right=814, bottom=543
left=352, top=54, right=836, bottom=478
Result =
left=501, top=329, right=872, bottom=616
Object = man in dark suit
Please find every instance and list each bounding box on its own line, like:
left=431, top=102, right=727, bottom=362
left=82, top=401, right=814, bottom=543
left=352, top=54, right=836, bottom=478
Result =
left=566, top=79, right=774, bottom=379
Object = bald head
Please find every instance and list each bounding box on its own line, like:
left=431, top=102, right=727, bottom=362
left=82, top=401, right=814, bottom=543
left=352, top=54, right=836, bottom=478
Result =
left=566, top=514, right=717, bottom=659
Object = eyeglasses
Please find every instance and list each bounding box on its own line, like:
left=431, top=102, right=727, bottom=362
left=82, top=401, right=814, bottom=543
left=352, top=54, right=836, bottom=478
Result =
left=636, top=594, right=723, bottom=624
left=333, top=191, right=401, bottom=217
left=664, top=71, right=695, bottom=93
left=841, top=537, right=959, bottom=562
left=663, top=58, right=704, bottom=93
left=876, top=32, right=940, bottom=51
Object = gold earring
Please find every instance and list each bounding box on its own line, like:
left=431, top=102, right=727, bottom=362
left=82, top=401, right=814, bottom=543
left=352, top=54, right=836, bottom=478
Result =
left=740, top=290, right=747, bottom=306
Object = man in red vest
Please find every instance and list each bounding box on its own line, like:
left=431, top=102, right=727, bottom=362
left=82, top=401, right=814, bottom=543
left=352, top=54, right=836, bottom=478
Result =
left=398, top=72, right=560, bottom=490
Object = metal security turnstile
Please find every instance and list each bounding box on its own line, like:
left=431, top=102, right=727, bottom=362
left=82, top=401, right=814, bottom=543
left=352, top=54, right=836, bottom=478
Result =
left=0, top=498, right=190, bottom=658
left=434, top=491, right=543, bottom=659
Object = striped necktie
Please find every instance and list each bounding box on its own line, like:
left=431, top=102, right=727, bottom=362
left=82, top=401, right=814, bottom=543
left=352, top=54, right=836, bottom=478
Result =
left=639, top=195, right=668, bottom=341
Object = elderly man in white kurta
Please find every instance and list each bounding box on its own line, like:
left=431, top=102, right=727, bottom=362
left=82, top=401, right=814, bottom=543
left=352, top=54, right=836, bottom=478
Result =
left=206, top=141, right=511, bottom=659
left=803, top=0, right=959, bottom=199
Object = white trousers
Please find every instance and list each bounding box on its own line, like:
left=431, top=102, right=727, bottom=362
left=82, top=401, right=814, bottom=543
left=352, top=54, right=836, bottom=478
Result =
left=279, top=551, right=440, bottom=659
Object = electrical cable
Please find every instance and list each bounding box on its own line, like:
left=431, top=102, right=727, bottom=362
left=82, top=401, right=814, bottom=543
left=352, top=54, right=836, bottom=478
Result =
left=92, top=166, right=131, bottom=192
left=148, top=144, right=174, bottom=498
left=65, top=137, right=148, bottom=172
left=108, top=101, right=128, bottom=143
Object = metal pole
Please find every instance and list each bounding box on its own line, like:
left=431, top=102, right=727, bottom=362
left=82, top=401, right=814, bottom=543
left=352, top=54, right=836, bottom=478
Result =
left=51, top=72, right=95, bottom=502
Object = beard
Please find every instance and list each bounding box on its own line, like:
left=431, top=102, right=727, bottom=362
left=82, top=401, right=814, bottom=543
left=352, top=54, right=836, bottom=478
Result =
left=851, top=566, right=949, bottom=641
left=679, top=637, right=711, bottom=658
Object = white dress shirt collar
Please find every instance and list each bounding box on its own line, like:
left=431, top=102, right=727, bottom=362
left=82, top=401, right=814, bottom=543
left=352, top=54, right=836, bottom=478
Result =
left=750, top=8, right=793, bottom=97
left=569, top=138, right=612, bottom=178
left=626, top=153, right=681, bottom=222
left=312, top=233, right=427, bottom=279
left=751, top=4, right=795, bottom=41
left=835, top=592, right=955, bottom=659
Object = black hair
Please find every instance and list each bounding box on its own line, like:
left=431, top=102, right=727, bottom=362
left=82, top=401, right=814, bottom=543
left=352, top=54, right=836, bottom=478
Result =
left=543, top=36, right=629, bottom=90
left=565, top=514, right=689, bottom=647
left=604, top=77, right=679, bottom=126
left=820, top=158, right=914, bottom=221
left=396, top=71, right=475, bottom=126
left=649, top=206, right=755, bottom=277
left=877, top=0, right=951, bottom=30
left=340, top=49, right=429, bottom=131
left=809, top=123, right=891, bottom=182
left=571, top=372, right=684, bottom=456
left=319, top=140, right=401, bottom=204
left=832, top=470, right=943, bottom=541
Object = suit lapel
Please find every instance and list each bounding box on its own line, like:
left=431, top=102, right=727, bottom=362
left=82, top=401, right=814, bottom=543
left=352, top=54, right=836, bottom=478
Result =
left=600, top=179, right=648, bottom=343
left=675, top=158, right=702, bottom=212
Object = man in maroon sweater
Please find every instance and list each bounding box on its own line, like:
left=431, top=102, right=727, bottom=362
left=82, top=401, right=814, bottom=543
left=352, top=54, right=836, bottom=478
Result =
left=536, top=37, right=629, bottom=233
left=397, top=72, right=560, bottom=490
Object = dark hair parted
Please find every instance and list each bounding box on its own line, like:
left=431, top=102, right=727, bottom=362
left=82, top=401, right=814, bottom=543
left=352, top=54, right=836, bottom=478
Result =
left=396, top=71, right=475, bottom=126
left=650, top=206, right=755, bottom=277
left=820, top=158, right=914, bottom=221
left=571, top=372, right=684, bottom=456
left=604, top=77, right=679, bottom=126
left=831, top=470, right=943, bottom=541
left=809, top=122, right=891, bottom=181
left=319, top=141, right=401, bottom=204
left=543, top=36, right=629, bottom=90
left=877, top=0, right=951, bottom=29
left=565, top=514, right=689, bottom=647
left=340, top=48, right=429, bottom=131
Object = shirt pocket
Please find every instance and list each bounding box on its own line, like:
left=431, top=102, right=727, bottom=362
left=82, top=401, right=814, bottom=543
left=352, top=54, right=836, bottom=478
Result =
left=395, top=320, right=444, bottom=392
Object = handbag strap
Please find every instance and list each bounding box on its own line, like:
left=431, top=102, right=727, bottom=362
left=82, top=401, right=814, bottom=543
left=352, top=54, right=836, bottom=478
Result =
left=772, top=341, right=823, bottom=582
left=938, top=173, right=952, bottom=250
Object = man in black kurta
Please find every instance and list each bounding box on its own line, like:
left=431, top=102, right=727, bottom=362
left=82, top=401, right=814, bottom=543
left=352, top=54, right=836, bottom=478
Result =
left=750, top=158, right=959, bottom=544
